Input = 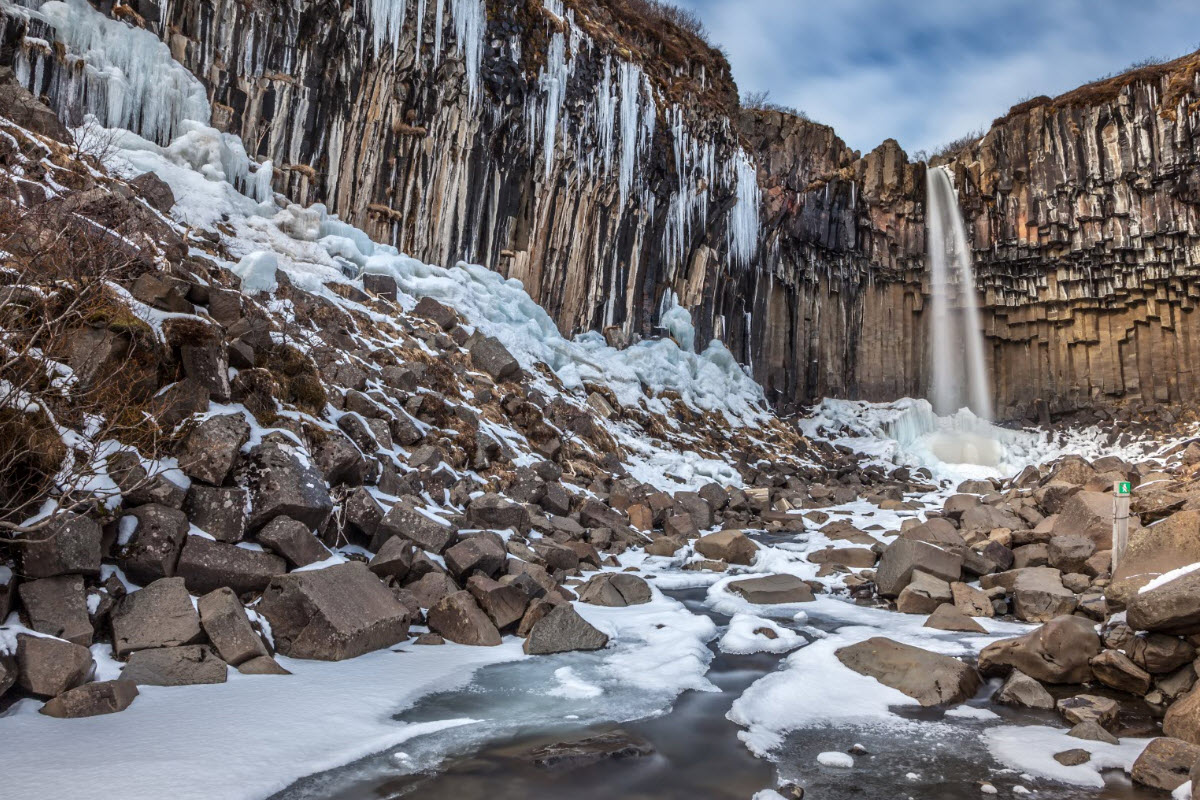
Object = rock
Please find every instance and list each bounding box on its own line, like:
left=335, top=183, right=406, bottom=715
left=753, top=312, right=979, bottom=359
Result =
left=808, top=547, right=878, bottom=568
left=979, top=615, right=1100, bottom=684
left=524, top=729, right=653, bottom=770
left=523, top=603, right=609, bottom=655
left=1131, top=737, right=1200, bottom=791
left=1012, top=567, right=1077, bottom=623
left=257, top=516, right=330, bottom=568
left=184, top=486, right=248, bottom=543
left=1164, top=686, right=1200, bottom=745
left=1110, top=511, right=1200, bottom=604
left=19, top=514, right=102, bottom=579
left=1090, top=650, right=1152, bottom=695
left=413, top=633, right=445, bottom=645
left=644, top=536, right=683, bottom=557
left=177, top=414, right=250, bottom=486
left=1068, top=721, right=1119, bottom=745
left=695, top=530, right=757, bottom=565
left=111, top=577, right=203, bottom=656
left=1053, top=492, right=1117, bottom=546
left=1057, top=694, right=1118, bottom=730
left=875, top=539, right=962, bottom=597
left=835, top=637, right=981, bottom=706
left=18, top=575, right=93, bottom=645
left=237, top=655, right=291, bottom=675
left=368, top=536, right=415, bottom=580
left=40, top=681, right=138, bottom=718
left=413, top=296, right=458, bottom=330
left=16, top=635, right=93, bottom=697
left=728, top=574, right=814, bottom=604
left=1128, top=634, right=1197, bottom=674
left=197, top=587, right=269, bottom=666
left=108, top=451, right=188, bottom=509
left=895, top=570, right=953, bottom=614
left=994, top=669, right=1055, bottom=710
left=469, top=335, right=519, bottom=381
left=1054, top=749, right=1091, bottom=767
left=1127, top=569, right=1200, bottom=635
left=924, top=604, right=986, bottom=633
left=376, top=499, right=457, bottom=553
left=364, top=273, right=398, bottom=301
left=577, top=573, right=652, bottom=607
left=1048, top=535, right=1097, bottom=574
left=951, top=582, right=994, bottom=618
left=258, top=562, right=411, bottom=660
left=466, top=575, right=529, bottom=630
left=130, top=171, right=176, bottom=213
left=175, top=536, right=287, bottom=596
left=245, top=439, right=334, bottom=531
left=117, top=503, right=189, bottom=584
left=120, top=645, right=228, bottom=686
left=444, top=534, right=507, bottom=580
left=466, top=493, right=532, bottom=534
left=406, top=571, right=461, bottom=609
left=663, top=513, right=699, bottom=540
left=427, top=591, right=502, bottom=646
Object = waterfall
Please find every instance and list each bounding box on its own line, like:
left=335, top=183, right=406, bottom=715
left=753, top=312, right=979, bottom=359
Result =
left=926, top=165, right=993, bottom=420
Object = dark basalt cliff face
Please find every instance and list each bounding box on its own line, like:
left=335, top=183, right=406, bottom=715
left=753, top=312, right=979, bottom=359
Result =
left=3, top=0, right=1199, bottom=421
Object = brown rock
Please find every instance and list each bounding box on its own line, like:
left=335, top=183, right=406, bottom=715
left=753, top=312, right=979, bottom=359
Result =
left=979, top=615, right=1100, bottom=684
left=175, top=536, right=287, bottom=596
left=111, top=577, right=204, bottom=656
left=428, top=591, right=502, bottom=646
left=120, top=645, right=228, bottom=686
left=577, top=573, right=652, bottom=607
left=523, top=603, right=608, bottom=655
left=16, top=635, right=93, bottom=697
left=835, top=637, right=981, bottom=707
left=728, top=574, right=814, bottom=604
left=1131, top=737, right=1200, bottom=792
left=1090, top=649, right=1152, bottom=695
left=875, top=539, right=962, bottom=597
left=695, top=530, right=757, bottom=565
left=18, top=575, right=93, bottom=645
left=1057, top=694, right=1118, bottom=730
left=994, top=669, right=1055, bottom=710
left=923, top=604, right=986, bottom=633
left=197, top=587, right=268, bottom=666
left=40, top=680, right=138, bottom=718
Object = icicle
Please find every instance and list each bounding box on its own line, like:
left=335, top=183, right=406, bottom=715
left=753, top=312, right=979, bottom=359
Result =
left=597, top=56, right=616, bottom=175
left=617, top=62, right=645, bottom=206
left=728, top=150, right=761, bottom=268
left=415, top=0, right=426, bottom=55
left=537, top=32, right=569, bottom=178
left=434, top=0, right=445, bottom=61
left=252, top=160, right=275, bottom=203
left=449, top=0, right=485, bottom=104
left=366, top=0, right=408, bottom=57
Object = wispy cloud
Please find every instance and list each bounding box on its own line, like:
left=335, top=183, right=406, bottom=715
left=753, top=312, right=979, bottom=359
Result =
left=672, top=0, right=1200, bottom=154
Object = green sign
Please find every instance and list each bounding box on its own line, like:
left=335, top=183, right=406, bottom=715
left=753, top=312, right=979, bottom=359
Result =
left=1116, top=481, right=1131, bottom=496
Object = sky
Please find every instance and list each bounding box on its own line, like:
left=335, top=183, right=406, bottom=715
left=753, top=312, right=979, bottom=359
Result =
left=669, top=0, right=1200, bottom=155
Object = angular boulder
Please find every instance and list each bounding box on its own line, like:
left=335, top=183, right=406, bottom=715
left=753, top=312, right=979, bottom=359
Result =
left=444, top=534, right=507, bottom=581
left=40, top=680, right=138, bottom=718
left=18, top=575, right=94, bottom=645
left=111, top=577, right=203, bottom=656
left=175, top=536, right=287, bottom=596
left=835, top=637, right=981, bottom=707
left=1131, top=737, right=1200, bottom=792
left=258, top=562, right=411, bottom=660
left=727, top=574, right=814, bottom=604
left=523, top=603, right=609, bottom=655
left=577, top=573, right=652, bottom=607
left=120, top=645, right=228, bottom=686
left=923, top=603, right=986, bottom=633
left=375, top=499, right=457, bottom=553
left=177, top=414, right=249, bottom=486
left=245, top=439, right=334, bottom=531
left=197, top=587, right=269, bottom=666
left=994, top=669, right=1055, bottom=710
left=1053, top=492, right=1117, bottom=546
left=1089, top=649, right=1152, bottom=695
left=695, top=530, right=757, bottom=566
left=117, top=503, right=189, bottom=584
left=895, top=570, right=952, bottom=614
left=427, top=591, right=502, bottom=646
left=1012, top=567, right=1077, bottom=623
left=368, top=536, right=415, bottom=580
left=1127, top=569, right=1200, bottom=635
left=1165, top=686, right=1200, bottom=745
left=466, top=493, right=531, bottom=534
left=16, top=635, right=94, bottom=697
left=20, top=514, right=102, bottom=579
left=469, top=335, right=519, bottom=381
left=978, top=615, right=1100, bottom=684
left=1109, top=511, right=1200, bottom=604
left=466, top=576, right=529, bottom=630
left=183, top=485, right=248, bottom=543
left=257, top=516, right=330, bottom=568
left=875, top=539, right=962, bottom=597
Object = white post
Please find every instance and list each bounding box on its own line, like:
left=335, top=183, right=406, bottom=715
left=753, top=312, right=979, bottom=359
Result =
left=1112, top=481, right=1131, bottom=573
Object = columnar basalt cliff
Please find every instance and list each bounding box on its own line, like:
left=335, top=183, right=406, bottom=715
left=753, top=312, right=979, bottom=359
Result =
left=2, top=0, right=1199, bottom=420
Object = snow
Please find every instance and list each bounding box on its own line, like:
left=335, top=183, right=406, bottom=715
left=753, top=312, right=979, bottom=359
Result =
left=817, top=751, right=854, bottom=768
left=231, top=251, right=280, bottom=294
left=0, top=641, right=525, bottom=800
left=547, top=666, right=604, bottom=699
left=1139, top=560, right=1200, bottom=594
left=983, top=725, right=1152, bottom=789
left=718, top=614, right=805, bottom=655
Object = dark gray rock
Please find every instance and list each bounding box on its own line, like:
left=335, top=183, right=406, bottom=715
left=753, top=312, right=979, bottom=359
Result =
left=175, top=536, right=287, bottom=596
left=177, top=414, right=250, bottom=486
left=245, top=439, right=334, bottom=531
left=469, top=335, right=519, bottom=381
left=376, top=499, right=457, bottom=553
left=18, top=575, right=93, bottom=645
left=197, top=587, right=269, bottom=666
left=257, top=516, right=330, bottom=568
left=427, top=590, right=502, bottom=646
left=577, top=573, right=652, bottom=607
left=120, top=645, right=229, bottom=686
left=19, top=514, right=102, bottom=579
left=467, top=493, right=532, bottom=534
left=183, top=485, right=247, bottom=543
left=368, top=536, right=415, bottom=580
left=111, top=577, right=203, bottom=656
left=523, top=603, right=608, bottom=655
left=117, top=503, right=189, bottom=584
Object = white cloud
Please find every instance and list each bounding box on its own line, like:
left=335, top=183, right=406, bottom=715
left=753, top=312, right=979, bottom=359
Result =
left=673, top=0, right=1200, bottom=154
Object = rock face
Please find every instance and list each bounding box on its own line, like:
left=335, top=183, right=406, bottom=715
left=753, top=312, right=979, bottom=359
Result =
left=257, top=563, right=411, bottom=660
left=835, top=637, right=982, bottom=707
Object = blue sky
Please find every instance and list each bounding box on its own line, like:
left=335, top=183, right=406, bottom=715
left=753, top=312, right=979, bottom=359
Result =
left=670, top=0, right=1200, bottom=155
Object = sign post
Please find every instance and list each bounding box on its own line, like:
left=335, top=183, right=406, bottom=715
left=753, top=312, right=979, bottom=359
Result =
left=1113, top=481, right=1131, bottom=573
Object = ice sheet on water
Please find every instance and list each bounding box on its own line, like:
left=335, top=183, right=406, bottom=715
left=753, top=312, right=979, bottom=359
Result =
left=984, top=725, right=1151, bottom=789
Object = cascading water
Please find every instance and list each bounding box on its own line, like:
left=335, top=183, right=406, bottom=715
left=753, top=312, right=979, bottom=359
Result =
left=926, top=165, right=992, bottom=420
left=924, top=166, right=1000, bottom=466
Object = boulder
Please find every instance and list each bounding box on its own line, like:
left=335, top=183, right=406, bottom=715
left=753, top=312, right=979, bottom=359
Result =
left=895, top=570, right=952, bottom=615
left=413, top=296, right=457, bottom=329
left=577, top=573, right=652, bottom=607
left=1057, top=694, right=1118, bottom=730
left=875, top=539, right=962, bottom=597
left=808, top=547, right=878, bottom=568
left=1089, top=649, right=1152, bottom=695
left=376, top=499, right=457, bottom=553
left=177, top=414, right=250, bottom=486
left=1012, top=567, right=1077, bottom=623
left=1110, top=511, right=1200, bottom=605
left=183, top=486, right=247, bottom=543
left=663, top=513, right=699, bottom=540
left=1053, top=492, right=1117, bottom=546
left=237, top=656, right=291, bottom=675
left=835, top=637, right=981, bottom=706
left=444, top=534, right=507, bottom=580
left=427, top=591, right=502, bottom=646
left=258, top=562, right=411, bottom=660
left=1131, top=737, right=1200, bottom=792
left=257, top=516, right=330, bottom=568
left=1128, top=634, right=1196, bottom=674
left=1127, top=569, right=1200, bottom=635
left=695, top=530, right=757, bottom=565
left=994, top=669, right=1055, bottom=710
left=728, top=574, right=814, bottom=604
left=18, top=575, right=93, bottom=645
left=120, top=645, right=228, bottom=686
left=117, top=503, right=189, bottom=584
left=16, top=635, right=93, bottom=697
left=523, top=603, right=609, bottom=655
left=40, top=681, right=138, bottom=718
left=466, top=494, right=531, bottom=534
left=979, top=615, right=1100, bottom=684
left=175, top=536, right=287, bottom=596
left=466, top=576, right=529, bottom=630
left=1068, top=720, right=1119, bottom=745
left=111, top=577, right=203, bottom=656
left=368, top=536, right=415, bottom=580
left=245, top=439, right=334, bottom=531
left=469, top=336, right=519, bottom=381
left=406, top=571, right=461, bottom=609
left=197, top=587, right=268, bottom=666
left=1048, top=535, right=1097, bottom=574
left=923, top=604, right=986, bottom=633
left=1165, top=686, right=1200, bottom=745
left=951, top=582, right=994, bottom=618
left=20, top=514, right=102, bottom=579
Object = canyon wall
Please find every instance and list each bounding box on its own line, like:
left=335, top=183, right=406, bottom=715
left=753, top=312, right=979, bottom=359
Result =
left=2, top=0, right=1198, bottom=421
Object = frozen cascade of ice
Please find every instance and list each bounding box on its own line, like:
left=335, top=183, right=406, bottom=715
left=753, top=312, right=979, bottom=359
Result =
left=367, top=0, right=408, bottom=56
left=535, top=31, right=570, bottom=178
left=5, top=0, right=210, bottom=145
left=728, top=149, right=761, bottom=268
left=617, top=61, right=654, bottom=206
left=927, top=166, right=992, bottom=420
left=361, top=0, right=483, bottom=100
